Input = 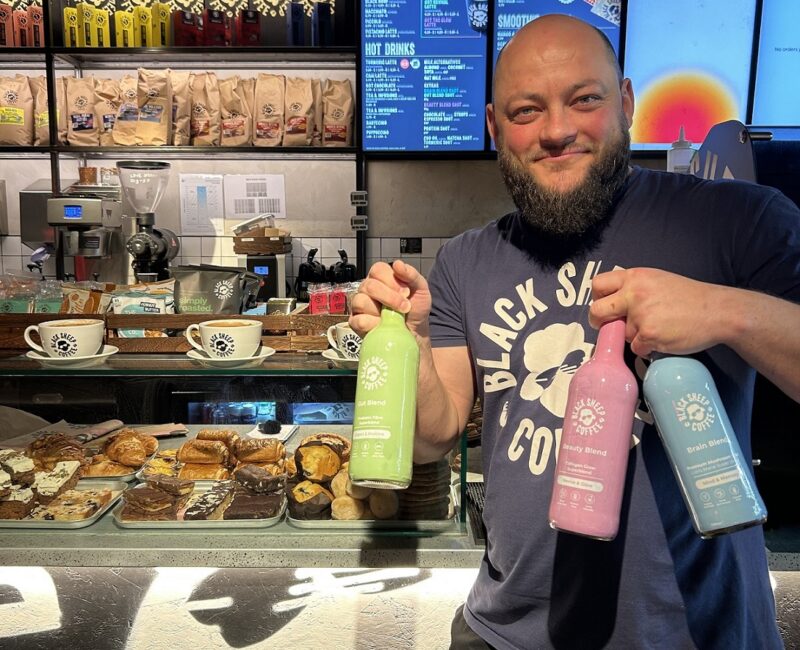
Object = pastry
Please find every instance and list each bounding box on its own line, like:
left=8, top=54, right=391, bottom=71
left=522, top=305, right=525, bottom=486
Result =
left=177, top=439, right=229, bottom=465
left=110, top=429, right=159, bottom=455
left=368, top=490, right=399, bottom=520
left=299, top=432, right=351, bottom=462
left=223, top=490, right=283, bottom=519
left=183, top=482, right=235, bottom=520
left=284, top=456, right=297, bottom=479
left=331, top=495, right=365, bottom=520
left=288, top=480, right=334, bottom=520
left=0, top=469, right=11, bottom=497
left=29, top=488, right=114, bottom=521
left=33, top=460, right=82, bottom=503
left=330, top=470, right=349, bottom=498
left=105, top=435, right=147, bottom=468
left=84, top=455, right=135, bottom=477
left=233, top=438, right=285, bottom=464
left=0, top=486, right=35, bottom=519
left=233, top=464, right=286, bottom=493
left=27, top=434, right=87, bottom=472
left=294, top=441, right=341, bottom=482
left=233, top=460, right=284, bottom=476
left=144, top=475, right=195, bottom=497
left=197, top=429, right=240, bottom=453
left=140, top=456, right=179, bottom=477
left=178, top=463, right=229, bottom=480
left=345, top=476, right=373, bottom=501
left=123, top=486, right=177, bottom=513
left=0, top=449, right=37, bottom=486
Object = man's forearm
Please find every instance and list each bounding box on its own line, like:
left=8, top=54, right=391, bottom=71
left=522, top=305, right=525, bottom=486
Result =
left=413, top=338, right=472, bottom=463
left=719, top=287, right=800, bottom=402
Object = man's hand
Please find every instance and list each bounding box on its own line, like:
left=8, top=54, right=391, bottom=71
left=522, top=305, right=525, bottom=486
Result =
left=589, top=268, right=730, bottom=357
left=349, top=260, right=432, bottom=340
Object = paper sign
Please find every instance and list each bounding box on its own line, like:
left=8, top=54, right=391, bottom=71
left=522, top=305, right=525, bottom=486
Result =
left=179, top=173, right=224, bottom=235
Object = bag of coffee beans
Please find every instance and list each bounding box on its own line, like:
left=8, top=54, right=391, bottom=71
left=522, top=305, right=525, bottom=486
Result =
left=29, top=75, right=49, bottom=146
left=170, top=70, right=192, bottom=145
left=136, top=67, right=172, bottom=146
left=311, top=77, right=323, bottom=147
left=66, top=75, right=99, bottom=145
left=190, top=72, right=220, bottom=146
left=253, top=73, right=284, bottom=147
left=283, top=76, right=313, bottom=146
left=220, top=75, right=251, bottom=147
left=322, top=79, right=354, bottom=147
left=112, top=74, right=138, bottom=146
left=95, top=77, right=120, bottom=146
left=0, top=74, right=34, bottom=145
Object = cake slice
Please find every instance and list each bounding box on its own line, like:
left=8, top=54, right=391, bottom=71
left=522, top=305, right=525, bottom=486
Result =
left=32, top=460, right=82, bottom=504
left=233, top=464, right=287, bottom=494
left=223, top=489, right=283, bottom=520
left=123, top=486, right=178, bottom=514
left=144, top=475, right=195, bottom=498
left=0, top=449, right=36, bottom=486
left=0, top=469, right=11, bottom=497
left=183, top=482, right=235, bottom=521
left=0, top=486, right=35, bottom=519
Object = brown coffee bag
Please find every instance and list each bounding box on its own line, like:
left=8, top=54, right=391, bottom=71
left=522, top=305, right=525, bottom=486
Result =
left=219, top=75, right=251, bottom=147
left=311, top=77, right=323, bottom=147
left=66, top=75, right=99, bottom=145
left=95, top=77, right=120, bottom=146
left=239, top=77, right=255, bottom=118
left=111, top=74, right=138, bottom=146
left=322, top=79, right=354, bottom=147
left=190, top=72, right=220, bottom=146
left=0, top=75, right=33, bottom=145
left=283, top=76, right=313, bottom=146
left=136, top=68, right=172, bottom=146
left=29, top=75, right=49, bottom=146
left=170, top=70, right=192, bottom=146
left=57, top=76, right=68, bottom=145
left=253, top=73, right=284, bottom=147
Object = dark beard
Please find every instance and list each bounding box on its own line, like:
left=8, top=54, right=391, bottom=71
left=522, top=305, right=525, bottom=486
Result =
left=497, top=124, right=631, bottom=237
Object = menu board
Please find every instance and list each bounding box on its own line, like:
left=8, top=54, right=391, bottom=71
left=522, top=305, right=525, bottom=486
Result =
left=752, top=0, right=799, bottom=126
left=493, top=0, right=622, bottom=69
left=361, top=0, right=488, bottom=151
left=624, top=0, right=756, bottom=149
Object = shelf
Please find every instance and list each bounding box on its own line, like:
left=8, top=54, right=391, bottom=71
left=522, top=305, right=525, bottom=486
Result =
left=54, top=145, right=358, bottom=160
left=0, top=351, right=357, bottom=377
left=0, top=47, right=46, bottom=65
left=51, top=46, right=357, bottom=69
left=0, top=146, right=51, bottom=156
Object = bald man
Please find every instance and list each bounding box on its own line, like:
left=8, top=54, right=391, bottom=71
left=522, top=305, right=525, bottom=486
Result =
left=352, top=15, right=800, bottom=649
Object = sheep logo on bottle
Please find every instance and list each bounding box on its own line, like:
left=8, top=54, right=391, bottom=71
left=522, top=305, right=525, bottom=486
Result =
left=674, top=393, right=716, bottom=432
left=209, top=333, right=235, bottom=357
left=570, top=398, right=606, bottom=436
left=359, top=356, right=388, bottom=391
left=214, top=280, right=234, bottom=300
left=50, top=333, right=79, bottom=357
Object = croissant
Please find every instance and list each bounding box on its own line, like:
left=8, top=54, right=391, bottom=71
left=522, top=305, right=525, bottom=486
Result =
left=234, top=439, right=285, bottom=464
left=105, top=436, right=147, bottom=468
left=177, top=440, right=229, bottom=465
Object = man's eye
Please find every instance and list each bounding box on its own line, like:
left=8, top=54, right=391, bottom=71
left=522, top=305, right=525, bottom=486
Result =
left=575, top=95, right=601, bottom=105
left=512, top=107, right=537, bottom=118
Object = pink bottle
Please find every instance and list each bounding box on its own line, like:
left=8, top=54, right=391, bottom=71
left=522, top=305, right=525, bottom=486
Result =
left=548, top=319, right=638, bottom=540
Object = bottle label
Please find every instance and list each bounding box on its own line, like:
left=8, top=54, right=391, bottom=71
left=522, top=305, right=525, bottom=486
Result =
left=352, top=428, right=391, bottom=441
left=673, top=392, right=716, bottom=432
left=358, top=355, right=389, bottom=391
left=569, top=397, right=607, bottom=436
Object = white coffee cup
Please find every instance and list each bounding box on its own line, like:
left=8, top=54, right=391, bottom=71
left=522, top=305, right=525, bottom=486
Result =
left=185, top=319, right=263, bottom=359
left=24, top=319, right=104, bottom=359
left=326, top=322, right=362, bottom=360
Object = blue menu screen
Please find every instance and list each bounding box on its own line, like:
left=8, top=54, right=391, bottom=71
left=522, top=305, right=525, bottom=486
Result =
left=362, top=0, right=488, bottom=151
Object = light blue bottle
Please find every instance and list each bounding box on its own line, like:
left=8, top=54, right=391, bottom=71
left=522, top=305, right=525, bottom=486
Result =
left=643, top=357, right=767, bottom=538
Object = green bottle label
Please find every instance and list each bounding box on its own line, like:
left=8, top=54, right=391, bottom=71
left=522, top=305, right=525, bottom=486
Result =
left=349, top=309, right=419, bottom=489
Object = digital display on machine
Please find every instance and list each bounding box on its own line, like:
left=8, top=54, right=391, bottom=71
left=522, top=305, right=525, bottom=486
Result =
left=752, top=0, right=799, bottom=126
left=63, top=205, right=83, bottom=219
left=492, top=0, right=622, bottom=70
left=253, top=265, right=270, bottom=276
left=361, top=0, right=488, bottom=151
left=624, top=0, right=756, bottom=149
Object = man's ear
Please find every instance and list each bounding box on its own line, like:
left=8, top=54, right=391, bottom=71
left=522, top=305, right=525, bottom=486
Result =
left=620, top=78, right=635, bottom=128
left=486, top=102, right=497, bottom=144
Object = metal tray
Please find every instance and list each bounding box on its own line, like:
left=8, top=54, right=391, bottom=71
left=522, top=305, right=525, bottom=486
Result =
left=287, top=485, right=459, bottom=531
left=0, top=480, right=126, bottom=529
left=112, top=486, right=286, bottom=529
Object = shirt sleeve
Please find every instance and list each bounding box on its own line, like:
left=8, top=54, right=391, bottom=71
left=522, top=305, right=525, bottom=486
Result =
left=428, top=239, right=467, bottom=348
left=734, top=189, right=800, bottom=302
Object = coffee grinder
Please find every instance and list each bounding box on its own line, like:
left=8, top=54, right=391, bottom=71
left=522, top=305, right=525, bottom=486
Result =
left=116, top=161, right=179, bottom=282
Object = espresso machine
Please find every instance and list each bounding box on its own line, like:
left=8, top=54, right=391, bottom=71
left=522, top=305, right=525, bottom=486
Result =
left=116, top=161, right=179, bottom=282
left=43, top=182, right=128, bottom=282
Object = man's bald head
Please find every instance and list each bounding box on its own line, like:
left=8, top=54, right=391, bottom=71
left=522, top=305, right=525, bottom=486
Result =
left=493, top=15, right=622, bottom=104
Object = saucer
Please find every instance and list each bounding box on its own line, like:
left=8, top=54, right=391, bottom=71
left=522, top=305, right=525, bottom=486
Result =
left=187, top=346, right=276, bottom=369
left=26, top=345, right=119, bottom=368
left=322, top=348, right=359, bottom=370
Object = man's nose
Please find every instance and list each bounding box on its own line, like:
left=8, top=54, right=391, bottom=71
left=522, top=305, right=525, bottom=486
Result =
left=539, top=108, right=578, bottom=149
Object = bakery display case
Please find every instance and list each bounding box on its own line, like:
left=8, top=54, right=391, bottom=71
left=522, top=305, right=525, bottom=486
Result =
left=0, top=353, right=478, bottom=570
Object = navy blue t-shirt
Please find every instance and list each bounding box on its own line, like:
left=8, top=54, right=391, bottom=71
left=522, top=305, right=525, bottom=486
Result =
left=428, top=167, right=800, bottom=649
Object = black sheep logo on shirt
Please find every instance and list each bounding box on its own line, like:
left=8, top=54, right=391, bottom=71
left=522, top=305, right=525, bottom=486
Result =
left=518, top=322, right=594, bottom=417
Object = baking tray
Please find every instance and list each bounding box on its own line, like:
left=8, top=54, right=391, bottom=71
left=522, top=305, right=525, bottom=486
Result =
left=0, top=480, right=126, bottom=529
left=112, top=487, right=286, bottom=529
left=286, top=485, right=459, bottom=531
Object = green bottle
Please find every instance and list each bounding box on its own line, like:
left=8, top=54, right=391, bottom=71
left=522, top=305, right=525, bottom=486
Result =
left=349, top=306, right=419, bottom=489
